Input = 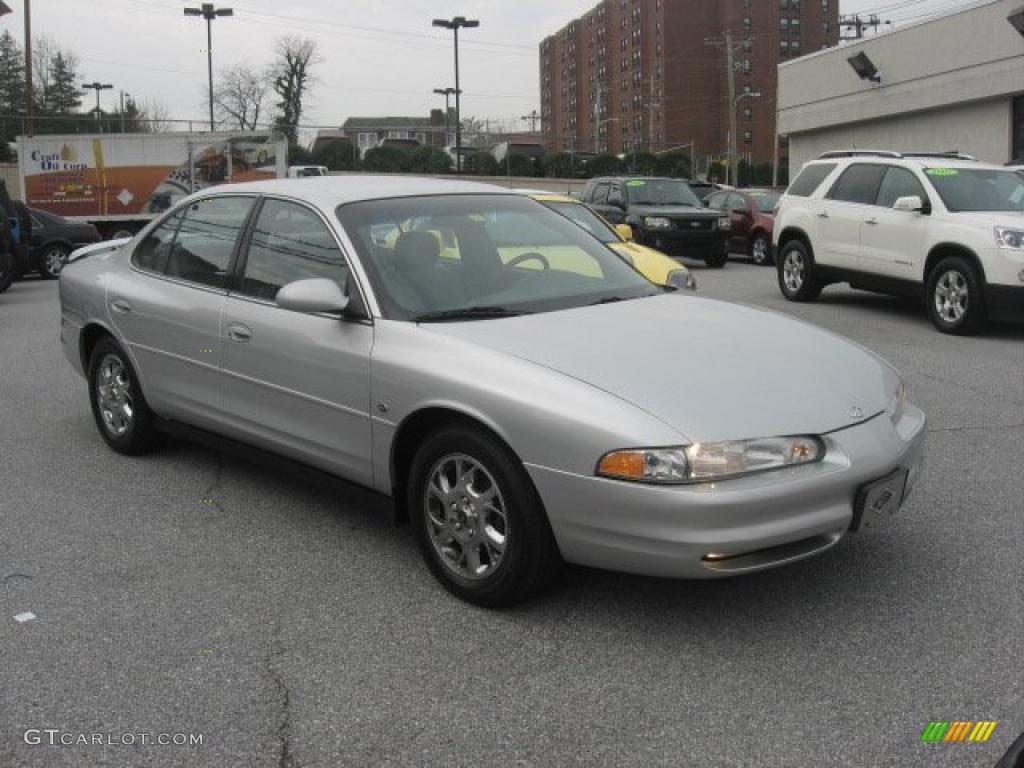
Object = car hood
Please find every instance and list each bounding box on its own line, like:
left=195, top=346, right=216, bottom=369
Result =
left=629, top=205, right=718, bottom=217
left=426, top=295, right=895, bottom=442
left=975, top=211, right=1024, bottom=227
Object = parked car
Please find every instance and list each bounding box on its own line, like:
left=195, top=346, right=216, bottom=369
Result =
left=521, top=191, right=696, bottom=290
left=774, top=150, right=1024, bottom=334
left=287, top=165, right=328, bottom=178
left=60, top=176, right=925, bottom=606
left=0, top=247, right=12, bottom=294
left=687, top=179, right=728, bottom=200
left=706, top=188, right=782, bottom=266
left=580, top=177, right=731, bottom=267
left=27, top=208, right=102, bottom=279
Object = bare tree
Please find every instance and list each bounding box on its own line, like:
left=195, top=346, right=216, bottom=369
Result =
left=137, top=99, right=172, bottom=133
left=270, top=36, right=318, bottom=146
left=213, top=65, right=267, bottom=131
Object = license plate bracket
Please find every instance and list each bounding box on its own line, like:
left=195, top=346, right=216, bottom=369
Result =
left=851, top=469, right=909, bottom=532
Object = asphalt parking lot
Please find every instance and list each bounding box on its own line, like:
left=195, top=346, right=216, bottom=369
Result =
left=2, top=261, right=1022, bottom=768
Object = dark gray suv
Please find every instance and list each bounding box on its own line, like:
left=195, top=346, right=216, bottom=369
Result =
left=580, top=177, right=731, bottom=268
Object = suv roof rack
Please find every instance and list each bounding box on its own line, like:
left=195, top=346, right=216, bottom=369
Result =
left=816, top=149, right=977, bottom=161
left=817, top=150, right=901, bottom=159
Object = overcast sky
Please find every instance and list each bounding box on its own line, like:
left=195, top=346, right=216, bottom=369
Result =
left=0, top=0, right=982, bottom=138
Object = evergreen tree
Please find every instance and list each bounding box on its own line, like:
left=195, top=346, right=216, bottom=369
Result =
left=0, top=31, right=25, bottom=117
left=45, top=51, right=82, bottom=115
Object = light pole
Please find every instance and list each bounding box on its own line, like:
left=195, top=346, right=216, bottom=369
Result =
left=432, top=16, right=479, bottom=173
left=185, top=3, right=233, bottom=132
left=433, top=87, right=459, bottom=149
left=82, top=82, right=113, bottom=132
left=731, top=91, right=760, bottom=186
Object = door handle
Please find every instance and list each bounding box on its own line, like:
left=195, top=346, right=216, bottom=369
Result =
left=816, top=211, right=829, bottom=219
left=864, top=217, right=879, bottom=225
left=110, top=298, right=132, bottom=314
left=226, top=323, right=252, bottom=342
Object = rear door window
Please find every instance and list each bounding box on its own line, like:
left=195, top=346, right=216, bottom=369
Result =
left=591, top=183, right=610, bottom=205
left=827, top=164, right=888, bottom=205
left=787, top=162, right=837, bottom=197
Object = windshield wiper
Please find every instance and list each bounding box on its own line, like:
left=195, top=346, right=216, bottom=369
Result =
left=414, top=306, right=530, bottom=322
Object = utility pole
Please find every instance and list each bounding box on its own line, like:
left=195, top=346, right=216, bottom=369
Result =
left=433, top=16, right=479, bottom=173
left=185, top=3, right=234, bottom=133
left=839, top=13, right=883, bottom=40
left=648, top=77, right=658, bottom=152
left=521, top=110, right=540, bottom=133
left=24, top=0, right=32, bottom=135
left=725, top=33, right=737, bottom=186
left=82, top=82, right=113, bottom=133
left=593, top=85, right=602, bottom=153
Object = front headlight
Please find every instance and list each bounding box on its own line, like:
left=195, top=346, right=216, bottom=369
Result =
left=717, top=216, right=732, bottom=230
left=644, top=216, right=671, bottom=229
left=667, top=268, right=697, bottom=291
left=995, top=227, right=1024, bottom=250
left=887, top=379, right=911, bottom=423
left=597, top=436, right=824, bottom=484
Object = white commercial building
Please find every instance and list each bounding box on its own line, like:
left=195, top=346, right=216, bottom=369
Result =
left=777, top=0, right=1024, bottom=176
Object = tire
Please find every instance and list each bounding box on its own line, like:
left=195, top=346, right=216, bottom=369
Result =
left=408, top=423, right=563, bottom=607
left=87, top=336, right=165, bottom=455
left=108, top=227, right=137, bottom=241
left=777, top=239, right=823, bottom=302
left=0, top=250, right=13, bottom=294
left=749, top=233, right=772, bottom=266
left=926, top=256, right=986, bottom=335
left=36, top=243, right=70, bottom=280
left=704, top=249, right=728, bottom=269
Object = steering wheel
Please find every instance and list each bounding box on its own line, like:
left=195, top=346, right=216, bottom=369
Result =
left=506, top=251, right=550, bottom=270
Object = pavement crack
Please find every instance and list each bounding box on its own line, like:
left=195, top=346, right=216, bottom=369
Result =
left=264, top=618, right=295, bottom=768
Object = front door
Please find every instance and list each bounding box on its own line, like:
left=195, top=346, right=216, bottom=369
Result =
left=219, top=198, right=375, bottom=486
left=859, top=166, right=931, bottom=280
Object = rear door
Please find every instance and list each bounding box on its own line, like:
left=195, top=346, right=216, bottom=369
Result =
left=588, top=182, right=614, bottom=220
left=818, top=164, right=887, bottom=271
left=107, top=195, right=255, bottom=426
left=218, top=197, right=375, bottom=485
left=859, top=166, right=931, bottom=280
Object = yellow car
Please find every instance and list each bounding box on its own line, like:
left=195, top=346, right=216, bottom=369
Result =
left=522, top=191, right=696, bottom=291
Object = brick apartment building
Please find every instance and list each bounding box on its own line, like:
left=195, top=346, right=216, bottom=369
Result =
left=540, top=0, right=840, bottom=171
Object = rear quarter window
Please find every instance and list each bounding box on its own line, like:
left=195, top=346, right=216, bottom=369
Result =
left=787, top=163, right=838, bottom=197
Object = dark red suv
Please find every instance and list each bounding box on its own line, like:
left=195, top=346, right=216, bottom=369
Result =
left=705, top=188, right=782, bottom=266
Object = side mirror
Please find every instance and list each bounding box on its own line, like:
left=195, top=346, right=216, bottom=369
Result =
left=276, top=278, right=350, bottom=315
left=666, top=268, right=696, bottom=292
left=615, top=224, right=634, bottom=241
left=892, top=195, right=924, bottom=213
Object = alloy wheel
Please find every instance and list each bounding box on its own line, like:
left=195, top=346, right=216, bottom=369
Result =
left=95, top=353, right=135, bottom=436
left=423, top=454, right=508, bottom=580
left=43, top=247, right=67, bottom=276
left=752, top=237, right=769, bottom=265
left=783, top=249, right=805, bottom=292
left=934, top=270, right=968, bottom=324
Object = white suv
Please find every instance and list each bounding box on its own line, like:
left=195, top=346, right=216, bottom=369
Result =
left=773, top=151, right=1024, bottom=334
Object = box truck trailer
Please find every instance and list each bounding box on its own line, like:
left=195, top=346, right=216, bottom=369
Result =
left=16, top=131, right=287, bottom=239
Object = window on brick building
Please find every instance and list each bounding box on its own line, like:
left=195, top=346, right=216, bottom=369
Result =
left=781, top=18, right=789, bottom=32
left=743, top=130, right=752, bottom=144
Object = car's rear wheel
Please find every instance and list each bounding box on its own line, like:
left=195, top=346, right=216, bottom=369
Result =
left=408, top=423, right=562, bottom=607
left=37, top=244, right=70, bottom=279
left=750, top=233, right=772, bottom=266
left=88, top=336, right=165, bottom=455
left=777, top=240, right=822, bottom=302
left=926, top=256, right=986, bottom=335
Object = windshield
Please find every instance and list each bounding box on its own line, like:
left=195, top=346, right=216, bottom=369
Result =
left=542, top=201, right=619, bottom=242
left=748, top=190, right=781, bottom=211
left=336, top=194, right=659, bottom=321
left=924, top=168, right=1024, bottom=212
left=625, top=179, right=701, bottom=207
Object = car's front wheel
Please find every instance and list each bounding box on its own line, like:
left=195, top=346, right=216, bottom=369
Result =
left=0, top=249, right=13, bottom=294
left=777, top=239, right=822, bottom=302
left=408, top=423, right=562, bottom=607
left=37, top=244, right=70, bottom=279
left=750, top=233, right=772, bottom=266
left=926, top=256, right=986, bottom=335
left=88, top=336, right=165, bottom=454
left=704, top=249, right=728, bottom=269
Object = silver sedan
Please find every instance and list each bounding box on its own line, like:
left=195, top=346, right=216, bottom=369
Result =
left=59, top=177, right=925, bottom=606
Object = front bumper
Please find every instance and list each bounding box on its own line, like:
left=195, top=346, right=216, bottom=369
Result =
left=639, top=229, right=729, bottom=260
left=526, top=406, right=926, bottom=579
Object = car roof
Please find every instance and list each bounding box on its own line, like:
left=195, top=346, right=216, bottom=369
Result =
left=516, top=190, right=577, bottom=203
left=190, top=176, right=515, bottom=208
